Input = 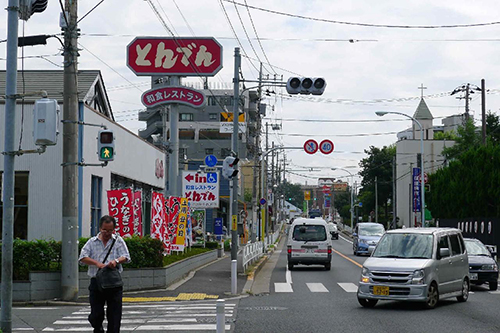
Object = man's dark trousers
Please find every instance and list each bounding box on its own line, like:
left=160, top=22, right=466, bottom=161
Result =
left=88, top=278, right=123, bottom=333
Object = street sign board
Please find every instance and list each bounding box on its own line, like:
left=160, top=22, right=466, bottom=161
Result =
left=412, top=167, right=422, bottom=212
left=304, top=190, right=311, bottom=201
left=141, top=86, right=206, bottom=108
left=304, top=139, right=318, bottom=154
left=182, top=171, right=219, bottom=208
left=127, top=37, right=223, bottom=76
left=259, top=198, right=267, bottom=205
left=214, top=218, right=223, bottom=235
left=319, top=139, right=334, bottom=154
left=418, top=172, right=429, bottom=184
left=322, top=185, right=331, bottom=194
left=204, top=154, right=218, bottom=167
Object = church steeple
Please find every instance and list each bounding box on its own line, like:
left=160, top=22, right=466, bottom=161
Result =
left=412, top=84, right=434, bottom=139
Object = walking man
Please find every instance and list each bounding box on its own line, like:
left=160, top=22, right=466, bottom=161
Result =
left=79, top=215, right=131, bottom=333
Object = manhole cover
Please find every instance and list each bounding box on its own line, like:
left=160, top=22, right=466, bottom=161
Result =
left=240, top=306, right=287, bottom=311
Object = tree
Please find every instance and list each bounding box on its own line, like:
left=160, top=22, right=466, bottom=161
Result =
left=278, top=181, right=304, bottom=210
left=358, top=145, right=396, bottom=222
left=434, top=130, right=458, bottom=140
left=486, top=111, right=500, bottom=145
left=442, top=118, right=481, bottom=161
left=333, top=190, right=350, bottom=222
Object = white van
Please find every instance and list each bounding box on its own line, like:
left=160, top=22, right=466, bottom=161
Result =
left=287, top=218, right=332, bottom=270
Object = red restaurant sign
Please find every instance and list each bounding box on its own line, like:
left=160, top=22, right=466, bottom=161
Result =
left=127, top=37, right=223, bottom=76
left=141, top=86, right=206, bottom=108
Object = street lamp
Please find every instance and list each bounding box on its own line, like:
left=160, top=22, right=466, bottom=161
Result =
left=331, top=168, right=355, bottom=231
left=375, top=111, right=425, bottom=227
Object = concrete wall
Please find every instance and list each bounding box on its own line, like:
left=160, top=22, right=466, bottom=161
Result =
left=4, top=250, right=217, bottom=302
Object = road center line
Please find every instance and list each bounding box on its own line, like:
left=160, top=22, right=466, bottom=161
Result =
left=332, top=248, right=363, bottom=268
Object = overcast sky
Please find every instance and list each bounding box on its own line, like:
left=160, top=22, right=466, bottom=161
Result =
left=2, top=1, right=500, bottom=185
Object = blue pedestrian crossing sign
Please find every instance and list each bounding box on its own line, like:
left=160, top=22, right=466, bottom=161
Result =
left=205, top=154, right=217, bottom=167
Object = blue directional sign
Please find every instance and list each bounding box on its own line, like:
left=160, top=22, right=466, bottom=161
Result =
left=205, top=154, right=218, bottom=167
left=359, top=202, right=363, bottom=207
left=207, top=172, right=217, bottom=183
left=214, top=218, right=223, bottom=235
left=259, top=198, right=267, bottom=205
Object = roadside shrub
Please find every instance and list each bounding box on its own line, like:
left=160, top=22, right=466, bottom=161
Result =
left=205, top=241, right=219, bottom=249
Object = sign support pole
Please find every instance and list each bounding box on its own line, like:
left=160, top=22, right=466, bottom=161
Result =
left=168, top=76, right=180, bottom=197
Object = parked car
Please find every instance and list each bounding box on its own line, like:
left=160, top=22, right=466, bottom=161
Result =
left=352, top=222, right=385, bottom=256
left=357, top=228, right=470, bottom=309
left=464, top=238, right=499, bottom=291
left=287, top=218, right=332, bottom=271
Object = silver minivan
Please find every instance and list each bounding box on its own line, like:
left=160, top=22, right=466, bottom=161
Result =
left=357, top=228, right=469, bottom=309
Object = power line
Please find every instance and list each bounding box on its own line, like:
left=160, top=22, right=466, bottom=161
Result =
left=78, top=0, right=105, bottom=23
left=224, top=1, right=500, bottom=29
left=278, top=131, right=399, bottom=137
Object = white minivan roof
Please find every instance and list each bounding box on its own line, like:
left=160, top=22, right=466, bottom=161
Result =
left=291, top=218, right=327, bottom=226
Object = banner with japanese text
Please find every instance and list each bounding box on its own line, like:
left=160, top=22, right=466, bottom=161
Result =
left=172, top=198, right=188, bottom=251
left=107, top=189, right=133, bottom=238
left=151, top=191, right=168, bottom=250
left=412, top=167, right=422, bottom=213
left=166, top=197, right=181, bottom=254
left=132, top=190, right=143, bottom=236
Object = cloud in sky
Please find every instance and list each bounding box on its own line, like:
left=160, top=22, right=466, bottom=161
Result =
left=2, top=0, right=500, bottom=184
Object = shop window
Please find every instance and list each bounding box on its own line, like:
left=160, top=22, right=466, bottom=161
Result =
left=179, top=113, right=194, bottom=121
left=209, top=113, right=218, bottom=120
left=0, top=172, right=29, bottom=239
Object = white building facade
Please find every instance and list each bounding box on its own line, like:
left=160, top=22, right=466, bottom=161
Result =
left=0, top=71, right=165, bottom=240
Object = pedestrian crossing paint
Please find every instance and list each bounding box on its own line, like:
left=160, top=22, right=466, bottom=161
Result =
left=41, top=301, right=234, bottom=332
left=274, top=282, right=294, bottom=292
left=338, top=283, right=358, bottom=293
left=307, top=283, right=329, bottom=292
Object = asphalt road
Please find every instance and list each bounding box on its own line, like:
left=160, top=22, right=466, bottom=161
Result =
left=234, top=234, right=500, bottom=333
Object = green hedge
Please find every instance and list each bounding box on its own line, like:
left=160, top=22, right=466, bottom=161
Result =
left=1, top=236, right=165, bottom=281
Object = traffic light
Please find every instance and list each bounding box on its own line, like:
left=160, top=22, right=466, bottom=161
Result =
left=286, top=77, right=326, bottom=95
left=97, top=130, right=115, bottom=162
left=222, top=156, right=239, bottom=179
left=19, top=0, right=48, bottom=21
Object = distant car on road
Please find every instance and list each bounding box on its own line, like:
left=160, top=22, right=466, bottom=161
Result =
left=352, top=222, right=385, bottom=256
left=464, top=238, right=498, bottom=291
left=327, top=222, right=338, bottom=240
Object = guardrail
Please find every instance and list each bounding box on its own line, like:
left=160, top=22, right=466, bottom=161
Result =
left=242, top=241, right=264, bottom=272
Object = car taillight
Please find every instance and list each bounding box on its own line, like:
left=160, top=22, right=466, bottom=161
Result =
left=327, top=246, right=332, bottom=254
left=287, top=246, right=292, bottom=254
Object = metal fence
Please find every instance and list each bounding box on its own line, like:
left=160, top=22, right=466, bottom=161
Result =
left=242, top=241, right=264, bottom=272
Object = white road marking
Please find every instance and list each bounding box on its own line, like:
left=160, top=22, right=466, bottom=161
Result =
left=13, top=329, right=35, bottom=331
left=274, top=282, right=294, bottom=292
left=339, top=235, right=353, bottom=245
left=306, top=283, right=329, bottom=293
left=489, top=290, right=500, bottom=294
left=286, top=265, right=292, bottom=284
left=338, top=282, right=358, bottom=293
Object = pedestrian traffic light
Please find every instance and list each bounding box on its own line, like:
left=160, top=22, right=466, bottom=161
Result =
left=19, top=0, right=48, bottom=21
left=222, top=156, right=239, bottom=179
left=97, top=130, right=114, bottom=162
left=286, top=77, right=326, bottom=95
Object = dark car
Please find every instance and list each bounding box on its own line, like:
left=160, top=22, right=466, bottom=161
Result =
left=464, top=238, right=499, bottom=291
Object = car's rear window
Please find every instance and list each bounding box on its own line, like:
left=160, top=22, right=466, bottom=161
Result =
left=292, top=225, right=327, bottom=241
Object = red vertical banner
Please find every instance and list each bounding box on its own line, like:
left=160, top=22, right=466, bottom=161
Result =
left=107, top=189, right=133, bottom=238
left=132, top=191, right=143, bottom=236
left=151, top=191, right=167, bottom=250
left=167, top=197, right=181, bottom=253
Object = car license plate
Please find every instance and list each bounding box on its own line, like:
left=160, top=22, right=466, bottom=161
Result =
left=373, top=286, right=390, bottom=296
left=469, top=273, right=478, bottom=281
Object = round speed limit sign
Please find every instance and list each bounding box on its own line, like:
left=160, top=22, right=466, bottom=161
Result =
left=319, top=139, right=334, bottom=154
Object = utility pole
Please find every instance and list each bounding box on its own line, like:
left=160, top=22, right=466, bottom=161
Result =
left=465, top=83, right=470, bottom=121
left=2, top=1, right=20, bottom=330
left=375, top=176, right=378, bottom=223
left=265, top=122, right=269, bottom=240
left=61, top=0, right=80, bottom=302
left=168, top=77, right=180, bottom=197
left=251, top=63, right=263, bottom=242
left=231, top=48, right=241, bottom=260
left=392, top=156, right=397, bottom=229
left=271, top=141, right=275, bottom=232
left=482, top=79, right=486, bottom=145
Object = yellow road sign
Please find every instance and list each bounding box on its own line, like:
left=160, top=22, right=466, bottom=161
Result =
left=220, top=112, right=245, bottom=122
left=304, top=190, right=311, bottom=201
left=232, top=215, right=237, bottom=230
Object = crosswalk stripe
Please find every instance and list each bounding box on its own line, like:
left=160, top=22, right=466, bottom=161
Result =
left=43, top=301, right=236, bottom=332
left=274, top=282, right=293, bottom=292
left=306, top=283, right=329, bottom=293
left=338, top=282, right=358, bottom=293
